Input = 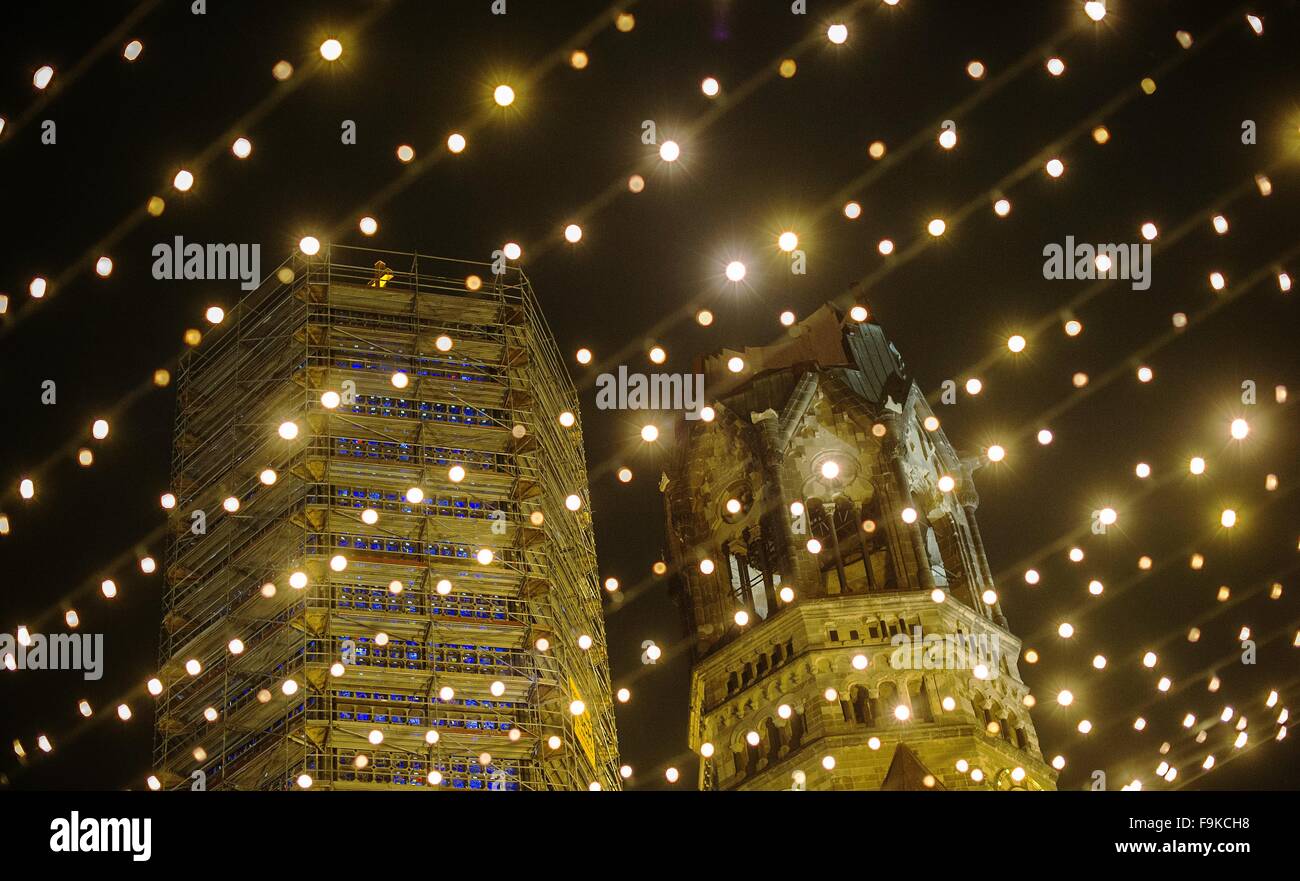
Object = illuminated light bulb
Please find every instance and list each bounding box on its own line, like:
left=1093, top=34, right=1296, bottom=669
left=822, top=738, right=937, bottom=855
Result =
left=406, top=487, right=424, bottom=504
left=806, top=538, right=822, bottom=554
left=1098, top=507, right=1117, bottom=526
left=1095, top=253, right=1112, bottom=275
left=938, top=129, right=957, bottom=150
left=966, top=60, right=986, bottom=79
left=993, top=197, right=1012, bottom=217
left=565, top=494, right=582, bottom=512
left=1024, top=569, right=1040, bottom=585
left=617, top=467, right=633, bottom=483
left=701, top=76, right=720, bottom=97
left=260, top=469, right=277, bottom=486
left=1220, top=509, right=1236, bottom=528
left=445, top=132, right=467, bottom=154
left=123, top=39, right=143, bottom=61
left=646, top=346, right=667, bottom=365
left=827, top=24, right=848, bottom=44
left=695, top=309, right=714, bottom=327
left=982, top=589, right=998, bottom=606
left=491, top=83, right=517, bottom=106
left=894, top=705, right=911, bottom=722
left=1134, top=716, right=1148, bottom=732
left=779, top=586, right=795, bottom=603
left=433, top=579, right=452, bottom=597
left=434, top=334, right=454, bottom=352
left=819, top=460, right=840, bottom=481
left=659, top=140, right=681, bottom=162
left=937, top=474, right=956, bottom=493
left=1135, top=462, right=1151, bottom=479
left=1008, top=334, right=1026, bottom=353
left=779, top=58, right=797, bottom=78
left=563, top=223, right=583, bottom=244
left=923, top=415, right=940, bottom=431
left=261, top=582, right=277, bottom=598
left=1037, top=429, right=1053, bottom=445
left=89, top=418, right=111, bottom=440
left=986, top=444, right=1005, bottom=463
left=698, top=558, right=715, bottom=575
left=387, top=580, right=403, bottom=595
left=1072, top=372, right=1089, bottom=388
left=1093, top=654, right=1107, bottom=670
left=734, top=609, right=750, bottom=627
left=868, top=140, right=886, bottom=159
left=724, top=260, right=746, bottom=282
left=476, top=548, right=494, bottom=565
left=1076, top=719, right=1093, bottom=734
left=95, top=255, right=114, bottom=278
left=965, top=378, right=982, bottom=395
left=1045, top=158, right=1064, bottom=178
left=1045, top=57, right=1065, bottom=76
left=173, top=169, right=195, bottom=192
left=852, top=654, right=869, bottom=671
left=319, top=390, right=341, bottom=409
left=1210, top=214, right=1229, bottom=235
left=223, top=496, right=240, bottom=513
left=229, top=136, right=253, bottom=159
left=396, top=144, right=415, bottom=163
left=30, top=65, right=54, bottom=88
left=901, top=507, right=918, bottom=524
left=298, top=236, right=321, bottom=256
left=501, top=242, right=522, bottom=262
left=1209, top=272, right=1226, bottom=291
left=1084, top=1, right=1106, bottom=22
left=1064, top=318, right=1083, bottom=336
left=185, top=657, right=203, bottom=676
left=1058, top=623, right=1075, bottom=639
left=777, top=231, right=798, bottom=252
left=65, top=610, right=79, bottom=628
left=1230, top=418, right=1248, bottom=440
left=448, top=464, right=466, bottom=483
left=140, top=556, right=156, bottom=574
left=1255, top=174, right=1272, bottom=196
left=927, top=218, right=946, bottom=236
left=319, top=38, right=342, bottom=60
left=1189, top=456, right=1206, bottom=475
left=1190, top=553, right=1204, bottom=570
left=289, top=570, right=308, bottom=589
left=822, top=755, right=837, bottom=771
left=329, top=554, right=348, bottom=572
left=640, top=424, right=659, bottom=443
left=1157, top=677, right=1171, bottom=692
left=1092, top=125, right=1110, bottom=144
left=1246, top=14, right=1263, bottom=35
left=1088, top=580, right=1104, bottom=596
left=1068, top=547, right=1084, bottom=563
left=843, top=201, right=862, bottom=220
left=727, top=356, right=745, bottom=373
left=101, top=579, right=117, bottom=599
left=849, top=305, right=869, bottom=323
left=117, top=704, right=133, bottom=721
left=878, top=238, right=894, bottom=255
left=569, top=49, right=589, bottom=69
left=724, top=498, right=742, bottom=515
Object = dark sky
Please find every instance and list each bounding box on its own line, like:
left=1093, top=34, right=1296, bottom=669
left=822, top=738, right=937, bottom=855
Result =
left=1, top=0, right=1297, bottom=790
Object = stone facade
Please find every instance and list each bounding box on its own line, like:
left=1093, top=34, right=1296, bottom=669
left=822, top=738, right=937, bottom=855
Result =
left=663, top=305, right=1055, bottom=791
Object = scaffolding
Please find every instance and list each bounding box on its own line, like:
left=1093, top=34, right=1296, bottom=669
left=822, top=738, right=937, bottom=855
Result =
left=153, top=244, right=621, bottom=791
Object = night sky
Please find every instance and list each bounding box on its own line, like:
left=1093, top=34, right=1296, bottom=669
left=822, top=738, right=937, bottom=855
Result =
left=1, top=0, right=1297, bottom=790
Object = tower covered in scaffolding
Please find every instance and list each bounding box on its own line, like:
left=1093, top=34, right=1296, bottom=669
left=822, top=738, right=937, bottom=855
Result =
left=153, top=244, right=620, bottom=790
left=662, top=304, right=1054, bottom=791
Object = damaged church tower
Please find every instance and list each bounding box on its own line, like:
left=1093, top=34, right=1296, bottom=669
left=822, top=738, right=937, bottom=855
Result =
left=662, top=304, right=1054, bottom=791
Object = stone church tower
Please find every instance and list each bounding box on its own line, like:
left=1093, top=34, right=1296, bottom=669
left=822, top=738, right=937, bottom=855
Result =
left=662, top=304, right=1055, bottom=791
